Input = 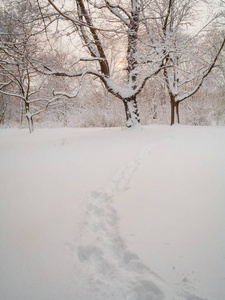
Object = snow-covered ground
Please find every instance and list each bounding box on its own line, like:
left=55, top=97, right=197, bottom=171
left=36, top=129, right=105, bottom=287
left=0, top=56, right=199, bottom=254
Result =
left=0, top=125, right=225, bottom=300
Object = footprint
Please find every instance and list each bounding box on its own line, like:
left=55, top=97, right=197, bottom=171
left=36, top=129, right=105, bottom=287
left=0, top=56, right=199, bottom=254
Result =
left=77, top=246, right=117, bottom=278
left=127, top=279, right=164, bottom=300
left=76, top=138, right=173, bottom=298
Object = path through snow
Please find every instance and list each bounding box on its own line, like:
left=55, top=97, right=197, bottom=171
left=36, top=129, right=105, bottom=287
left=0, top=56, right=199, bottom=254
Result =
left=76, top=136, right=206, bottom=300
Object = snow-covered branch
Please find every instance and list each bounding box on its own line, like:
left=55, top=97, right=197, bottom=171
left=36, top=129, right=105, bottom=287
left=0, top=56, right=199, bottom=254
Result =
left=103, top=64, right=163, bottom=100
left=52, top=89, right=79, bottom=99
left=177, top=37, right=225, bottom=102
left=28, top=97, right=59, bottom=117
left=38, top=63, right=104, bottom=80
left=104, top=0, right=130, bottom=26
left=0, top=79, right=13, bottom=90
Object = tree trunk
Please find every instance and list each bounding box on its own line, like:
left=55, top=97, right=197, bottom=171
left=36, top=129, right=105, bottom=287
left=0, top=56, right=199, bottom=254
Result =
left=19, top=99, right=24, bottom=126
left=25, top=102, right=34, bottom=133
left=124, top=1, right=140, bottom=128
left=0, top=97, right=7, bottom=125
left=123, top=96, right=140, bottom=127
left=0, top=76, right=8, bottom=125
left=170, top=98, right=180, bottom=125
left=63, top=99, right=68, bottom=127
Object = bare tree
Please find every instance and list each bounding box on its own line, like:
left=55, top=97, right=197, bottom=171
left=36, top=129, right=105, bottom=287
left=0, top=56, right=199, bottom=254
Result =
left=0, top=61, right=58, bottom=133
left=0, top=0, right=59, bottom=132
left=35, top=0, right=167, bottom=127
left=144, top=0, right=225, bottom=125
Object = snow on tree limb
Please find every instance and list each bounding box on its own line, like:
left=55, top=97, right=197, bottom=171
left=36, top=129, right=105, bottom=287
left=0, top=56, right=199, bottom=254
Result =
left=104, top=0, right=130, bottom=26
left=177, top=37, right=225, bottom=102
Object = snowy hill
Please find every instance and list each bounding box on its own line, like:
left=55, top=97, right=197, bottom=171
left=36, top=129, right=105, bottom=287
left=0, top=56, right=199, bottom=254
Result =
left=0, top=125, right=225, bottom=300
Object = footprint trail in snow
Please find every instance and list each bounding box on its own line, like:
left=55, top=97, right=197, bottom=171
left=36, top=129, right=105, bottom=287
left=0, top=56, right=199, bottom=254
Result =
left=76, top=138, right=208, bottom=300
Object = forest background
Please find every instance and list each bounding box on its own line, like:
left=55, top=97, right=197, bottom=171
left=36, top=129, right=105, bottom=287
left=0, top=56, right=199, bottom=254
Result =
left=0, top=0, right=224, bottom=132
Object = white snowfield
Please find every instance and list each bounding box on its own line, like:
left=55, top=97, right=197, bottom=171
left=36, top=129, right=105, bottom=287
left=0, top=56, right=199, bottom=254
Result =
left=0, top=125, right=225, bottom=300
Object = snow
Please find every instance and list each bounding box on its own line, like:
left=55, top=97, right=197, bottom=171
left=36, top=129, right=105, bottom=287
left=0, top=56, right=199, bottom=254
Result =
left=0, top=125, right=225, bottom=300
left=25, top=111, right=32, bottom=119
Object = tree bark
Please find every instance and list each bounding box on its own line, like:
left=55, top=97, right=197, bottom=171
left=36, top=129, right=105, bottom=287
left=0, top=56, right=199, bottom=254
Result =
left=63, top=99, right=68, bottom=127
left=123, top=96, right=140, bottom=127
left=124, top=2, right=140, bottom=128
left=170, top=97, right=180, bottom=125
left=25, top=102, right=34, bottom=133
left=19, top=99, right=24, bottom=126
left=0, top=97, right=7, bottom=125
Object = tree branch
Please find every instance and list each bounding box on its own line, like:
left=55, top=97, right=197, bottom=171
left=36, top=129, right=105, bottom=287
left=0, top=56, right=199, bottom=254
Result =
left=177, top=37, right=225, bottom=102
